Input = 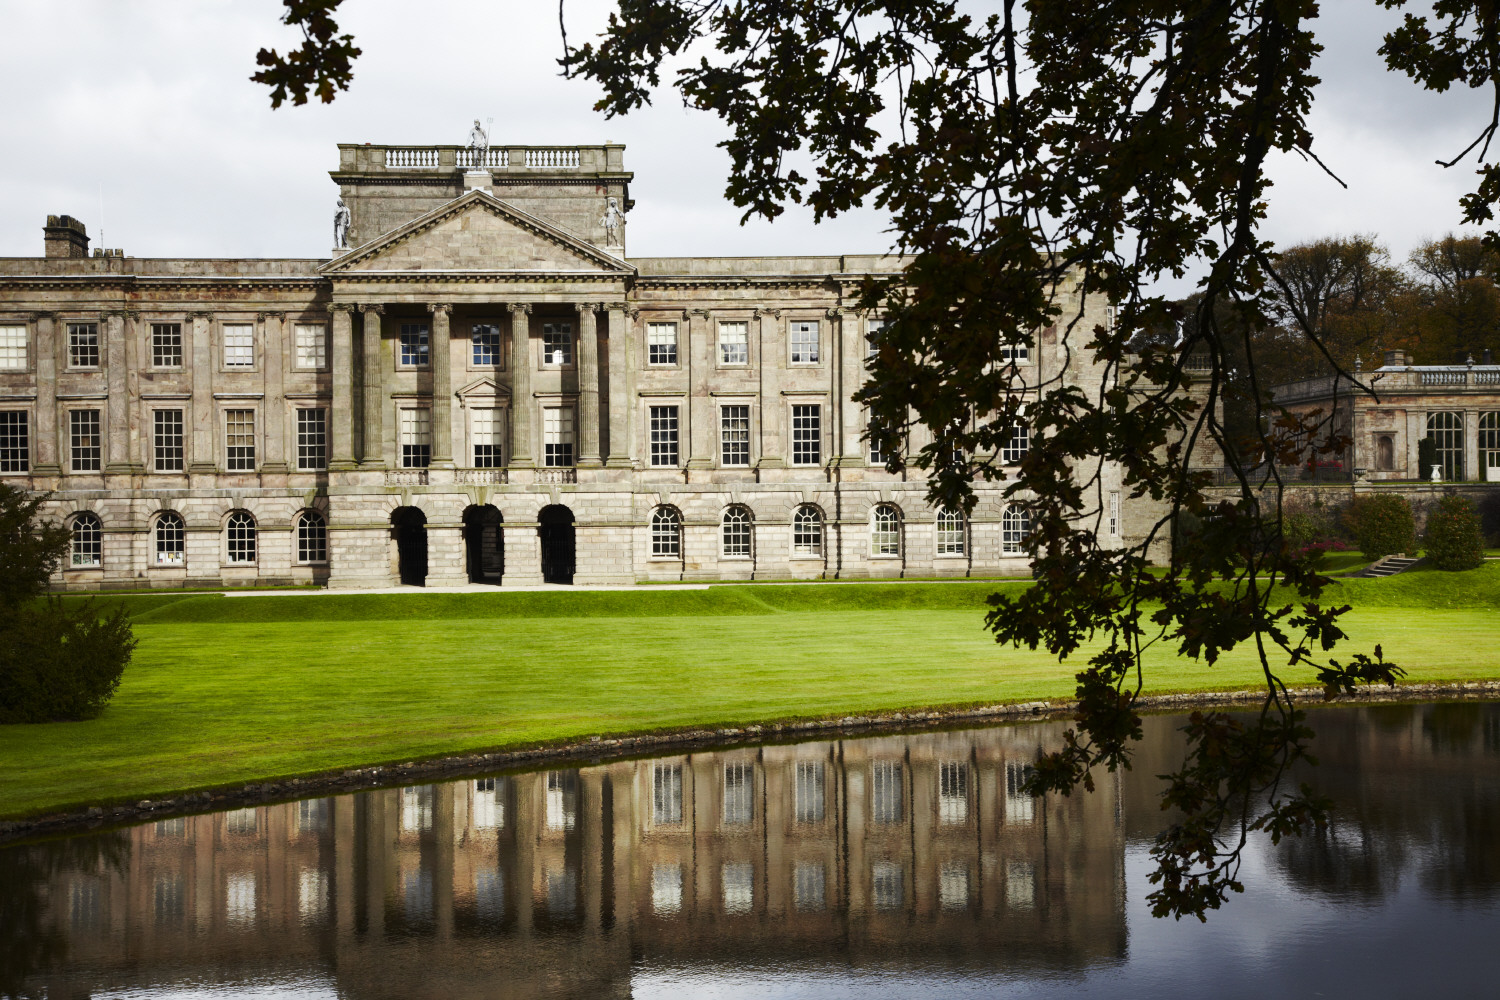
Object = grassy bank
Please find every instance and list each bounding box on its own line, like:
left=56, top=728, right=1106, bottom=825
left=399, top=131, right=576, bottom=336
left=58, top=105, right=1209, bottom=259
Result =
left=5, top=569, right=1500, bottom=819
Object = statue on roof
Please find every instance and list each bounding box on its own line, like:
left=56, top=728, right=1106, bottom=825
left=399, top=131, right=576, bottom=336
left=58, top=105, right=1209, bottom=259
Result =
left=467, top=119, right=489, bottom=165
left=333, top=197, right=351, bottom=250
left=601, top=197, right=626, bottom=246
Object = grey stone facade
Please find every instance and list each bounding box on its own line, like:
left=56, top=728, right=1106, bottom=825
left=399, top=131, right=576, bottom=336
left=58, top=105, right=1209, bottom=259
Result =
left=0, top=141, right=1145, bottom=589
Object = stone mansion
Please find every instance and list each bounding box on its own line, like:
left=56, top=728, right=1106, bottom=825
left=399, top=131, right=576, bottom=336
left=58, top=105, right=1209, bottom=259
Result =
left=0, top=139, right=1136, bottom=589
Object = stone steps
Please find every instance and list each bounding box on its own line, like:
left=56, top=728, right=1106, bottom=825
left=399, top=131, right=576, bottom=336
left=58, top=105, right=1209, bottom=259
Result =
left=1355, top=555, right=1422, bottom=578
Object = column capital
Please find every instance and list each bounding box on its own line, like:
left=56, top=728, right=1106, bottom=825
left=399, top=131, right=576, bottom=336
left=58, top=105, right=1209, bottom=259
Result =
left=826, top=307, right=846, bottom=319
left=188, top=310, right=214, bottom=321
left=754, top=308, right=781, bottom=320
left=626, top=307, right=642, bottom=320
left=576, top=302, right=601, bottom=315
left=427, top=302, right=453, bottom=316
left=123, top=309, right=141, bottom=322
left=602, top=301, right=628, bottom=312
left=359, top=303, right=385, bottom=315
left=258, top=311, right=286, bottom=323
left=508, top=302, right=532, bottom=317
left=329, top=302, right=356, bottom=314
left=689, top=308, right=712, bottom=320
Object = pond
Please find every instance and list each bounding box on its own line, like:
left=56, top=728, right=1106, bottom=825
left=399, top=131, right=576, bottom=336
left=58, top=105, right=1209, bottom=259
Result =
left=3, top=702, right=1498, bottom=999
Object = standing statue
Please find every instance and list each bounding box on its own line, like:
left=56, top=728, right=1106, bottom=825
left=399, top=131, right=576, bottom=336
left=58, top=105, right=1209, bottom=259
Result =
left=467, top=119, right=489, bottom=165
left=333, top=197, right=352, bottom=250
left=600, top=197, right=626, bottom=246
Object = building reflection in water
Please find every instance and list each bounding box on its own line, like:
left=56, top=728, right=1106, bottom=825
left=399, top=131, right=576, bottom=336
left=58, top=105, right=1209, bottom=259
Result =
left=13, top=722, right=1126, bottom=998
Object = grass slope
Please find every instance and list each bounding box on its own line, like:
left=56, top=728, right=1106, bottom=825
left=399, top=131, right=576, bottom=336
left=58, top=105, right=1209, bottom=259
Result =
left=5, top=571, right=1498, bottom=819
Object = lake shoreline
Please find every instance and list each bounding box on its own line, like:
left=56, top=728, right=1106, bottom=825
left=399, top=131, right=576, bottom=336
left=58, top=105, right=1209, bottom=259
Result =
left=6, top=679, right=1498, bottom=847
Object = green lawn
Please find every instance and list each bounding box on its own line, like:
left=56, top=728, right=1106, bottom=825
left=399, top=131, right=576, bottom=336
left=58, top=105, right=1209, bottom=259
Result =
left=4, top=569, right=1499, bottom=819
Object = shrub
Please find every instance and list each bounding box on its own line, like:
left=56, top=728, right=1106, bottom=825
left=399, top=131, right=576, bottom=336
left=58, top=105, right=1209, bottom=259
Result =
left=1423, top=494, right=1485, bottom=571
left=1478, top=490, right=1500, bottom=547
left=1348, top=493, right=1416, bottom=559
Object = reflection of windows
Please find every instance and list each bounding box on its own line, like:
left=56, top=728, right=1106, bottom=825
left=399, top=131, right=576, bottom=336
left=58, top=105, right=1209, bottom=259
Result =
left=473, top=777, right=504, bottom=829
left=543, top=407, right=574, bottom=467
left=70, top=409, right=101, bottom=471
left=224, top=409, right=256, bottom=471
left=648, top=322, right=678, bottom=365
left=722, top=862, right=754, bottom=914
left=399, top=324, right=430, bottom=367
left=720, top=405, right=750, bottom=466
left=723, top=762, right=753, bottom=826
left=794, top=862, right=826, bottom=912
left=792, top=505, right=823, bottom=556
left=1002, top=506, right=1031, bottom=555
left=1005, top=760, right=1035, bottom=825
left=475, top=867, right=504, bottom=920
left=545, top=771, right=577, bottom=831
left=296, top=798, right=330, bottom=834
left=154, top=410, right=184, bottom=472
left=68, top=322, right=99, bottom=368
left=226, top=872, right=257, bottom=928
left=298, top=869, right=327, bottom=922
left=471, top=323, right=502, bottom=366
left=872, top=861, right=905, bottom=910
left=939, top=761, right=969, bottom=825
left=651, top=507, right=681, bottom=558
left=935, top=506, right=965, bottom=555
left=154, top=873, right=184, bottom=926
left=542, top=323, right=573, bottom=366
left=297, top=510, right=327, bottom=564
left=403, top=869, right=434, bottom=922
left=226, top=807, right=258, bottom=834
left=223, top=324, right=254, bottom=368
left=649, top=405, right=679, bottom=467
left=154, top=512, right=185, bottom=566
left=400, top=408, right=432, bottom=469
left=1006, top=859, right=1036, bottom=909
left=722, top=505, right=752, bottom=558
left=789, top=320, right=819, bottom=363
left=70, top=880, right=101, bottom=929
left=400, top=786, right=433, bottom=832
left=545, top=864, right=578, bottom=918
left=652, top=864, right=683, bottom=915
left=472, top=408, right=504, bottom=468
left=871, top=760, right=903, bottom=823
left=70, top=513, right=102, bottom=567
left=296, top=409, right=327, bottom=471
left=154, top=817, right=185, bottom=838
left=791, top=404, right=821, bottom=465
left=718, top=321, right=748, bottom=365
left=939, top=862, right=970, bottom=911
left=794, top=761, right=825, bottom=823
left=654, top=762, right=684, bottom=825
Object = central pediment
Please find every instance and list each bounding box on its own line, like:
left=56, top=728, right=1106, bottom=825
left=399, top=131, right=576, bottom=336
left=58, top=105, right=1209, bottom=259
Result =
left=323, top=190, right=632, bottom=275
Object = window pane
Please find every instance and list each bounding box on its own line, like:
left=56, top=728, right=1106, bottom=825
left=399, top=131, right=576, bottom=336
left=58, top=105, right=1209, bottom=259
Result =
left=1001, top=424, right=1029, bottom=465
left=1002, top=506, right=1031, bottom=554
left=720, top=405, right=750, bottom=466
left=936, top=506, right=964, bottom=555
left=650, top=406, right=679, bottom=467
left=472, top=408, right=504, bottom=468
left=1426, top=411, right=1464, bottom=481
left=226, top=511, right=257, bottom=563
left=647, top=322, right=678, bottom=365
left=400, top=409, right=432, bottom=468
left=723, top=762, right=753, bottom=826
left=651, top=507, right=681, bottom=557
left=154, top=410, right=184, bottom=472
left=0, top=411, right=30, bottom=472
left=294, top=324, right=326, bottom=369
left=296, top=409, right=327, bottom=471
left=543, top=323, right=573, bottom=366
left=0, top=326, right=26, bottom=369
left=1108, top=491, right=1120, bottom=537
left=543, top=408, right=574, bottom=467
left=151, top=324, right=182, bottom=368
left=471, top=324, right=502, bottom=366
left=70, top=409, right=101, bottom=472
left=872, top=504, right=901, bottom=556
left=223, top=324, right=254, bottom=368
left=722, top=506, right=752, bottom=557
left=400, top=324, right=430, bottom=367
left=789, top=321, right=819, bottom=363
left=71, top=513, right=102, bottom=567
left=155, top=512, right=184, bottom=565
left=68, top=323, right=99, bottom=368
left=718, top=322, right=748, bottom=365
left=792, top=505, right=822, bottom=556
left=791, top=405, right=821, bottom=465
left=225, top=410, right=256, bottom=470
left=297, top=510, right=328, bottom=563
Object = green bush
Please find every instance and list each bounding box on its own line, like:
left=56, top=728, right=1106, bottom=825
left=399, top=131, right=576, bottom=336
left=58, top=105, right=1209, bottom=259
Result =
left=1424, top=494, right=1485, bottom=571
left=1349, top=493, right=1416, bottom=559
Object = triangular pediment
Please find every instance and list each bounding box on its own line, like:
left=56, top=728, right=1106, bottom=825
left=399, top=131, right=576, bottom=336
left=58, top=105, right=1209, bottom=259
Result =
left=323, top=190, right=633, bottom=275
left=457, top=376, right=511, bottom=397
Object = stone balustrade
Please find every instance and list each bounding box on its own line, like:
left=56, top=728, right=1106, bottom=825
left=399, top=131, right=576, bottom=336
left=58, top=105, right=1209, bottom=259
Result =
left=337, top=144, right=623, bottom=175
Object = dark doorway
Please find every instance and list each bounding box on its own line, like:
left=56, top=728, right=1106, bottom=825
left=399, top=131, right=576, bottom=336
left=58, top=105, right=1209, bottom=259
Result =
left=392, top=507, right=428, bottom=586
left=538, top=505, right=576, bottom=584
left=463, top=504, right=504, bottom=584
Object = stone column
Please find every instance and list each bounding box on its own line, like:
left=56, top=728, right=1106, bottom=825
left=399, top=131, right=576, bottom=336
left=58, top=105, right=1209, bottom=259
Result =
left=188, top=311, right=215, bottom=475
left=429, top=303, right=455, bottom=469
left=329, top=304, right=358, bottom=470
left=757, top=310, right=785, bottom=469
left=261, top=312, right=289, bottom=473
left=103, top=311, right=133, bottom=474
left=508, top=303, right=534, bottom=467
left=577, top=303, right=603, bottom=467
left=32, top=312, right=60, bottom=475
left=605, top=304, right=632, bottom=467
left=686, top=308, right=713, bottom=470
left=359, top=304, right=386, bottom=468
left=124, top=311, right=144, bottom=471
left=1465, top=408, right=1481, bottom=481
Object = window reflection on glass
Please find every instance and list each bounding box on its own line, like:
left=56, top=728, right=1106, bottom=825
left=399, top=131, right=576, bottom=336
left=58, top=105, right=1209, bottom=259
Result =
left=546, top=771, right=577, bottom=832
left=722, top=862, right=754, bottom=915
left=939, top=761, right=969, bottom=825
left=795, top=761, right=826, bottom=823
left=652, top=863, right=683, bottom=915
left=723, top=762, right=753, bottom=826
left=793, top=862, right=826, bottom=912
left=872, top=861, right=904, bottom=911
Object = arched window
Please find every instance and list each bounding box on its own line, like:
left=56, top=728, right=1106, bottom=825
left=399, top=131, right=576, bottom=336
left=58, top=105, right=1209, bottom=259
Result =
left=1001, top=423, right=1029, bottom=465
left=871, top=504, right=902, bottom=556
left=792, top=504, right=823, bottom=556
left=1002, top=506, right=1032, bottom=555
left=1426, top=411, right=1464, bottom=481
left=1479, top=412, right=1500, bottom=476
left=722, top=505, right=752, bottom=558
left=154, top=511, right=185, bottom=566
left=70, top=512, right=102, bottom=567
left=297, top=509, right=328, bottom=564
left=935, top=506, right=965, bottom=555
left=650, top=507, right=681, bottom=558
left=226, top=510, right=257, bottom=564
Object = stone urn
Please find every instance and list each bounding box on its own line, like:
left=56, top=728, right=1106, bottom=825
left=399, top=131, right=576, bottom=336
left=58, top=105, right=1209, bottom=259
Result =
left=1431, top=464, right=1443, bottom=482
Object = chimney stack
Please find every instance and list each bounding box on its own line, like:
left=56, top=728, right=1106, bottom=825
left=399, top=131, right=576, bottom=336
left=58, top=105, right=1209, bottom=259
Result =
left=1384, top=349, right=1410, bottom=367
left=43, top=215, right=90, bottom=258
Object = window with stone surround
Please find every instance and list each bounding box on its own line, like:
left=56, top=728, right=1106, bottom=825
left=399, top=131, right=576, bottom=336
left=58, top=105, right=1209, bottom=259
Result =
left=1002, top=505, right=1031, bottom=555
left=648, top=322, right=678, bottom=365
left=650, top=506, right=681, bottom=557
left=297, top=509, right=327, bottom=564
left=1001, top=423, right=1029, bottom=465
left=791, top=404, right=821, bottom=465
left=649, top=405, right=679, bottom=467
left=222, top=324, right=254, bottom=369
left=1000, top=336, right=1031, bottom=363
left=0, top=411, right=29, bottom=473
left=400, top=408, right=432, bottom=468
left=935, top=506, right=965, bottom=555
left=471, top=323, right=502, bottom=367
left=225, top=510, right=257, bottom=564
left=70, top=512, right=102, bottom=568
left=722, top=504, right=752, bottom=558
left=1481, top=413, right=1500, bottom=474
left=398, top=324, right=430, bottom=368
left=542, top=322, right=573, bottom=366
left=224, top=410, right=256, bottom=471
left=720, top=405, right=750, bottom=466
left=296, top=408, right=327, bottom=471
left=718, top=321, right=748, bottom=366
left=0, top=325, right=26, bottom=370
left=792, top=504, right=823, bottom=556
left=70, top=409, right=101, bottom=472
left=543, top=407, right=574, bottom=467
left=789, top=320, right=820, bottom=364
left=871, top=503, right=902, bottom=556
left=866, top=318, right=888, bottom=360
left=1427, top=411, right=1464, bottom=480
left=294, top=324, right=326, bottom=370
left=154, top=511, right=184, bottom=566
left=151, top=323, right=182, bottom=368
left=472, top=408, right=504, bottom=468
left=68, top=323, right=99, bottom=368
left=153, top=410, right=184, bottom=472
left=867, top=412, right=884, bottom=467
left=1109, top=491, right=1120, bottom=537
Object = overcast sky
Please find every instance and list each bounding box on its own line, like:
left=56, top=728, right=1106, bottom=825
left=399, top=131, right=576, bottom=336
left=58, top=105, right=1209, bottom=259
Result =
left=0, top=0, right=1493, bottom=294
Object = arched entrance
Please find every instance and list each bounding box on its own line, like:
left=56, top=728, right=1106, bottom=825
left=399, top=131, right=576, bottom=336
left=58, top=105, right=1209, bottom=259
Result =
left=392, top=507, right=428, bottom=586
left=463, top=504, right=504, bottom=584
left=538, top=505, right=575, bottom=585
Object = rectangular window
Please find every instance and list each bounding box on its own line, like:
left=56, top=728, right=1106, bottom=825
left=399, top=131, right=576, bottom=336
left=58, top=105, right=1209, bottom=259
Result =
left=542, top=323, right=573, bottom=366
left=1108, top=491, right=1120, bottom=537
left=718, top=321, right=748, bottom=365
left=471, top=323, right=502, bottom=366
left=791, top=404, right=821, bottom=466
left=0, top=411, right=29, bottom=472
left=222, top=324, right=254, bottom=368
left=399, top=324, right=429, bottom=367
left=151, top=323, right=182, bottom=368
left=867, top=413, right=884, bottom=466
left=0, top=326, right=26, bottom=370
left=1000, top=337, right=1030, bottom=363
left=472, top=408, right=504, bottom=467
left=649, top=405, right=679, bottom=467
left=647, top=322, right=678, bottom=365
left=400, top=408, right=431, bottom=468
left=1001, top=424, right=1029, bottom=465
left=543, top=407, right=574, bottom=467
left=789, top=321, right=819, bottom=363
left=70, top=409, right=101, bottom=472
left=296, top=408, right=327, bottom=471
left=153, top=410, right=184, bottom=472
left=294, top=324, right=326, bottom=369
left=720, top=405, right=750, bottom=467
left=224, top=410, right=256, bottom=470
left=68, top=323, right=99, bottom=368
left=866, top=319, right=888, bottom=360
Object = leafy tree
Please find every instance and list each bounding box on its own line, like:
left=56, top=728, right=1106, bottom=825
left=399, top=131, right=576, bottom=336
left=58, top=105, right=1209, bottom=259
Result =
left=0, top=485, right=135, bottom=724
left=1423, top=494, right=1485, bottom=570
left=1401, top=235, right=1500, bottom=364
left=245, top=0, right=1500, bottom=919
left=1350, top=493, right=1416, bottom=560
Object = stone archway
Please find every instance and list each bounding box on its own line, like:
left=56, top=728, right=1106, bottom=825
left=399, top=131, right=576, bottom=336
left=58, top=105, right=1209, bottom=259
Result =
left=391, top=506, right=428, bottom=586
left=538, top=505, right=575, bottom=585
left=463, top=504, right=504, bottom=584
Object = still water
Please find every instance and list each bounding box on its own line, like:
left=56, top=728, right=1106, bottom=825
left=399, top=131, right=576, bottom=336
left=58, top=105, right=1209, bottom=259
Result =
left=4, top=703, right=1499, bottom=999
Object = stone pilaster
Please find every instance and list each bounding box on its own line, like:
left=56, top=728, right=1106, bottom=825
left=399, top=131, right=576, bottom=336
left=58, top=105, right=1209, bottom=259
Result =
left=577, top=302, right=602, bottom=467
left=508, top=303, right=534, bottom=468
left=501, top=516, right=542, bottom=584
left=124, top=311, right=144, bottom=472
left=686, top=308, right=713, bottom=470
left=429, top=302, right=454, bottom=469
left=188, top=311, right=215, bottom=475
left=261, top=312, right=289, bottom=473
left=104, top=311, right=135, bottom=474
left=1465, top=407, right=1481, bottom=481
left=329, top=304, right=357, bottom=471
left=835, top=307, right=865, bottom=466
left=757, top=309, right=785, bottom=469
left=359, top=304, right=386, bottom=468
left=605, top=303, right=632, bottom=467
left=31, top=313, right=60, bottom=475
